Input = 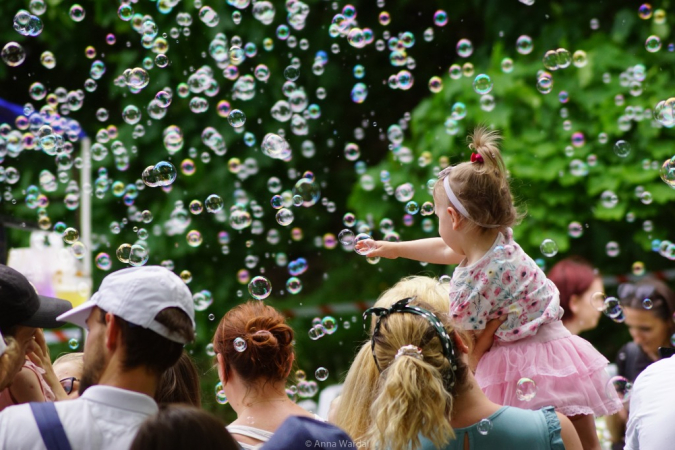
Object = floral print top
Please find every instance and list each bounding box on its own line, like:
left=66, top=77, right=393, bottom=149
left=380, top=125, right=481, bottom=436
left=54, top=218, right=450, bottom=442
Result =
left=449, top=228, right=562, bottom=342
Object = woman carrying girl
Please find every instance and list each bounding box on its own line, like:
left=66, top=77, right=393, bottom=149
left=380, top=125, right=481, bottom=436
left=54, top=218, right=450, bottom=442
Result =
left=360, top=127, right=622, bottom=450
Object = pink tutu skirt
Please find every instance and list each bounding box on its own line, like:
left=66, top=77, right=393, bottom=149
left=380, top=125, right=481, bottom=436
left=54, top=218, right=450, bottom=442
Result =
left=476, top=320, right=623, bottom=417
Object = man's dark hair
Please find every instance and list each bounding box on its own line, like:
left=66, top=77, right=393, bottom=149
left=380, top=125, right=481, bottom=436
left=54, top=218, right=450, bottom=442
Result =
left=99, top=307, right=194, bottom=376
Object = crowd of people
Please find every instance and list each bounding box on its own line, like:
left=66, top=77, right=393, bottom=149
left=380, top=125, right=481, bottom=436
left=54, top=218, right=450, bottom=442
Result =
left=0, top=262, right=672, bottom=450
left=1, top=128, right=674, bottom=450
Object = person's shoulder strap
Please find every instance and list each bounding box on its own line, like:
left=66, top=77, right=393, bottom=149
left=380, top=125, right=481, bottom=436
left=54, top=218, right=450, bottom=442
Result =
left=29, top=402, right=72, bottom=450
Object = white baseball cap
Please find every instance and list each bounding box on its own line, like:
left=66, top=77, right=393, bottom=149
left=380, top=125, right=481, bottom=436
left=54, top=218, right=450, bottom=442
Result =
left=57, top=266, right=196, bottom=344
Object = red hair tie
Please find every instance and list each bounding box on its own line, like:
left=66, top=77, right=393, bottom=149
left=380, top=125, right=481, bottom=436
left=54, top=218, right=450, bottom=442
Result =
left=470, top=153, right=484, bottom=164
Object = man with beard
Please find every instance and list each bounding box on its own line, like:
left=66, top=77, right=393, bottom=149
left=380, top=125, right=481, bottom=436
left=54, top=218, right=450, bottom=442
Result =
left=0, top=266, right=195, bottom=450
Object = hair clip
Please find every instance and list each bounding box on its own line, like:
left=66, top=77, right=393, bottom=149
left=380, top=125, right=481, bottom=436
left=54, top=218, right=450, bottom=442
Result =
left=395, top=345, right=423, bottom=360
left=470, top=153, right=484, bottom=164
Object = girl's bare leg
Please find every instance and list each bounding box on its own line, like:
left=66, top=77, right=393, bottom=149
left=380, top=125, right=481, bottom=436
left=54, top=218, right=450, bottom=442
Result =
left=569, top=414, right=602, bottom=450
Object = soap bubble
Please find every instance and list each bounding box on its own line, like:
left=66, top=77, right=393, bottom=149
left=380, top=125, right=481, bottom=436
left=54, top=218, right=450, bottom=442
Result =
left=433, top=10, right=448, bottom=27
left=660, top=156, right=675, bottom=188
left=516, top=35, right=533, bottom=54
left=607, top=376, right=633, bottom=403
left=116, top=243, right=132, bottom=264
left=261, top=133, right=291, bottom=160
left=645, top=35, right=661, bottom=53
left=186, top=230, right=203, bottom=247
left=228, top=109, right=246, bottom=127
left=315, top=367, right=329, bottom=381
left=591, top=292, right=606, bottom=311
left=124, top=68, right=150, bottom=89
left=234, top=337, right=247, bottom=352
left=1, top=42, right=26, bottom=67
left=321, top=316, right=338, bottom=334
left=286, top=277, right=302, bottom=294
left=13, top=10, right=43, bottom=37
left=308, top=325, right=325, bottom=340
left=205, top=194, right=224, bottom=213
left=638, top=4, right=653, bottom=19
left=69, top=4, right=85, bottom=22
left=292, top=176, right=321, bottom=207
left=606, top=241, right=620, bottom=257
left=614, top=140, right=631, bottom=157
left=473, top=74, right=493, bottom=94
left=477, top=418, right=493, bottom=436
left=62, top=227, right=79, bottom=244
left=568, top=221, right=583, bottom=238
left=199, top=6, right=220, bottom=27
left=540, top=239, right=558, bottom=257
left=68, top=339, right=79, bottom=350
left=456, top=39, right=473, bottom=58
left=516, top=378, right=537, bottom=401
left=276, top=208, right=294, bottom=226
left=248, top=276, right=272, bottom=300
left=95, top=253, right=112, bottom=271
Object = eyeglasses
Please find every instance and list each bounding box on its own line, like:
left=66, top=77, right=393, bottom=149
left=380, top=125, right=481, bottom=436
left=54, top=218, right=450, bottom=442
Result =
left=59, top=377, right=80, bottom=395
left=617, top=283, right=657, bottom=302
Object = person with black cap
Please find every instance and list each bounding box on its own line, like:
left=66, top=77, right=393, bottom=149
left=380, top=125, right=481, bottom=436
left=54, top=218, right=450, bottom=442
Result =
left=0, top=333, right=26, bottom=391
left=0, top=265, right=195, bottom=450
left=0, top=264, right=72, bottom=411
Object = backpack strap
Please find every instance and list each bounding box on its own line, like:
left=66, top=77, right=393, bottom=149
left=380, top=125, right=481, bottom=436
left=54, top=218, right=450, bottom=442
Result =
left=29, top=402, right=72, bottom=450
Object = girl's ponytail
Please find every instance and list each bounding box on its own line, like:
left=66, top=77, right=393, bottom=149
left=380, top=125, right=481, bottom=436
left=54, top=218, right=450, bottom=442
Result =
left=468, top=126, right=507, bottom=178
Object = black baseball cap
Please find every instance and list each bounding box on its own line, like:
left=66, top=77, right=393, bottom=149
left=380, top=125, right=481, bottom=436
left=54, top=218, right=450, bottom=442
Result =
left=0, top=264, right=72, bottom=330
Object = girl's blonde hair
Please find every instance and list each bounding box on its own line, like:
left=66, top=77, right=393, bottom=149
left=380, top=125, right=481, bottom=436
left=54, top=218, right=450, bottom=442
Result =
left=333, top=276, right=467, bottom=448
left=53, top=352, right=84, bottom=368
left=435, top=126, right=523, bottom=230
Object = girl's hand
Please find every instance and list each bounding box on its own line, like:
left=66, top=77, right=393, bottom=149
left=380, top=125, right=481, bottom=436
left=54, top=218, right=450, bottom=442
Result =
left=27, top=329, right=69, bottom=401
left=0, top=337, right=25, bottom=391
left=354, top=240, right=399, bottom=259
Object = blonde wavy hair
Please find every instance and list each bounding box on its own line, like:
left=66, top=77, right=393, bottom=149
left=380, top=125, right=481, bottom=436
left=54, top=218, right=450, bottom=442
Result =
left=333, top=276, right=467, bottom=449
left=435, top=126, right=524, bottom=231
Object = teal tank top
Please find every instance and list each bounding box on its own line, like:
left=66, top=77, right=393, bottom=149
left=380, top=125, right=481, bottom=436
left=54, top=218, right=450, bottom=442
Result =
left=419, top=406, right=564, bottom=450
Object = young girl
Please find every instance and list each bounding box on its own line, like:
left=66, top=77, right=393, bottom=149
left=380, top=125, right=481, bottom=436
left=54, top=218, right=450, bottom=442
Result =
left=359, top=127, right=622, bottom=450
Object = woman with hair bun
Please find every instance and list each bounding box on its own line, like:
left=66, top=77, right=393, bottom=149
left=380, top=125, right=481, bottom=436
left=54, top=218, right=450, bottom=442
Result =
left=213, top=301, right=320, bottom=449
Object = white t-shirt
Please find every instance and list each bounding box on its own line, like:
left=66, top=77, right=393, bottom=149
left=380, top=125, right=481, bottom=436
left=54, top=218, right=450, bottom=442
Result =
left=625, top=356, right=675, bottom=450
left=0, top=384, right=158, bottom=450
left=0, top=331, right=6, bottom=356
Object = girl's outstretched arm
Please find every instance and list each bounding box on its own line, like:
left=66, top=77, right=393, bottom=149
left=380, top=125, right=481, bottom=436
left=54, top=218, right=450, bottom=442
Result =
left=357, top=237, right=463, bottom=265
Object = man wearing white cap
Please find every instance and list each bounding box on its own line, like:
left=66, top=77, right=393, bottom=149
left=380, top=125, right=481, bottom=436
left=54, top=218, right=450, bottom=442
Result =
left=0, top=266, right=196, bottom=450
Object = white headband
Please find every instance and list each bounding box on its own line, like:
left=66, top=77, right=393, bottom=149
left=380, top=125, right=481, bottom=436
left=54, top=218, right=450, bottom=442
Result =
left=442, top=172, right=501, bottom=229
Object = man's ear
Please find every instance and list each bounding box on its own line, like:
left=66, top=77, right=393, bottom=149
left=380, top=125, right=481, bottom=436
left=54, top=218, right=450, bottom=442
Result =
left=104, top=312, right=121, bottom=352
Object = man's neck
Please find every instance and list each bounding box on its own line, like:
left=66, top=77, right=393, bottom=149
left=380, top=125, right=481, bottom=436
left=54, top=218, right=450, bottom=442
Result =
left=97, top=366, right=158, bottom=398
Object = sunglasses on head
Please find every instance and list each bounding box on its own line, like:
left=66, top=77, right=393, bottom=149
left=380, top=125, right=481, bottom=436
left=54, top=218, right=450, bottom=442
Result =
left=59, top=377, right=79, bottom=395
left=617, top=283, right=657, bottom=302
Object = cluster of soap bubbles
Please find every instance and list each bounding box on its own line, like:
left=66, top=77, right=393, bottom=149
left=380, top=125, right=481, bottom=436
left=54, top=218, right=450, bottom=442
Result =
left=293, top=370, right=319, bottom=399
left=309, top=316, right=338, bottom=340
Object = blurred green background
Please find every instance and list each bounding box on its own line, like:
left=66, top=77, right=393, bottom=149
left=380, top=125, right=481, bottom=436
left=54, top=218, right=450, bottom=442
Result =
left=1, top=0, right=674, bottom=418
